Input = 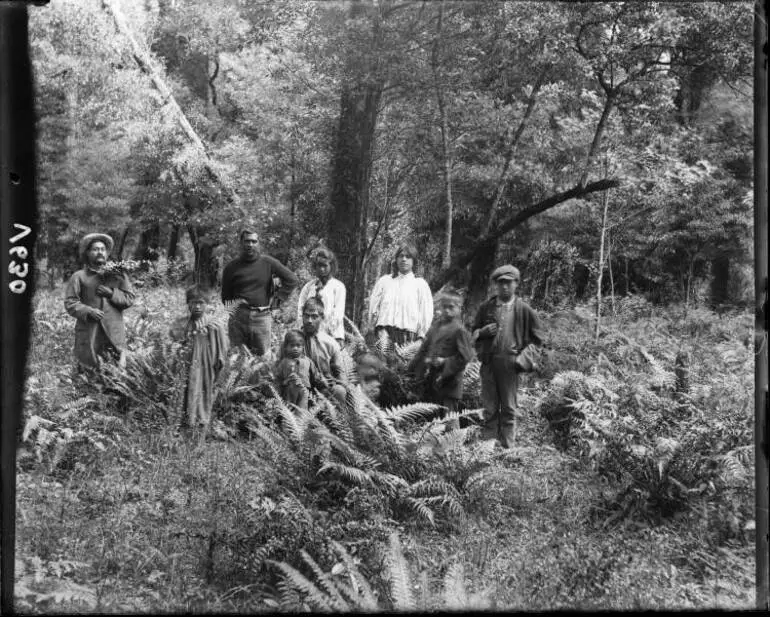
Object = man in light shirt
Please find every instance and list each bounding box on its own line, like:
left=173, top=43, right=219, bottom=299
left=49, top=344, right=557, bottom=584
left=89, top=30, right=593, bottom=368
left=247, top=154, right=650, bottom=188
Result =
left=367, top=243, right=433, bottom=345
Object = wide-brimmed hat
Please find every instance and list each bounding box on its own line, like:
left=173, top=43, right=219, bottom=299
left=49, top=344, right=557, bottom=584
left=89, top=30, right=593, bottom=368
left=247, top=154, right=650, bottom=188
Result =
left=491, top=264, right=520, bottom=282
left=79, top=233, right=113, bottom=263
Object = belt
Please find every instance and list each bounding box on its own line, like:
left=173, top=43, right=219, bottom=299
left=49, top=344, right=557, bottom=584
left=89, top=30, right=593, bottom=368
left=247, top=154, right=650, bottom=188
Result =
left=238, top=304, right=271, bottom=313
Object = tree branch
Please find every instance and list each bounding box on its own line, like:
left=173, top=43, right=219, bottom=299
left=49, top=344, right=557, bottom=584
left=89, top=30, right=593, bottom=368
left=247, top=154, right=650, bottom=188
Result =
left=482, top=63, right=550, bottom=236
left=579, top=91, right=615, bottom=187
left=432, top=178, right=622, bottom=288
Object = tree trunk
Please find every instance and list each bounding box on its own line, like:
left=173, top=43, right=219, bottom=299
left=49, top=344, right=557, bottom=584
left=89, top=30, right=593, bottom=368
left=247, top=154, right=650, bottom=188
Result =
left=134, top=224, right=161, bottom=262
left=431, top=0, right=454, bottom=269
left=328, top=82, right=383, bottom=324
left=115, top=227, right=130, bottom=260
left=595, top=187, right=610, bottom=343
left=607, top=232, right=616, bottom=315
left=466, top=238, right=499, bottom=312
left=187, top=225, right=218, bottom=290
left=709, top=254, right=730, bottom=308
left=167, top=223, right=181, bottom=260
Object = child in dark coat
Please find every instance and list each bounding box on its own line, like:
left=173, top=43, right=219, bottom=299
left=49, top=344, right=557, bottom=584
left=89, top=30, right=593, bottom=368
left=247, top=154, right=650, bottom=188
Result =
left=472, top=265, right=544, bottom=448
left=274, top=329, right=324, bottom=410
left=409, top=290, right=474, bottom=426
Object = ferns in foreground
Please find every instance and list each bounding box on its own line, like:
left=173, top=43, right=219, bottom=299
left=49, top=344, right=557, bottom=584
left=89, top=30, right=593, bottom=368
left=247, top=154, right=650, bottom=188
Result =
left=272, top=532, right=490, bottom=611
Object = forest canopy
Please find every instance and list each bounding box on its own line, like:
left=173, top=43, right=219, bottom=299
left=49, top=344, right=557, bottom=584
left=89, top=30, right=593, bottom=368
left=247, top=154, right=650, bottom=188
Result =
left=31, top=0, right=754, bottom=317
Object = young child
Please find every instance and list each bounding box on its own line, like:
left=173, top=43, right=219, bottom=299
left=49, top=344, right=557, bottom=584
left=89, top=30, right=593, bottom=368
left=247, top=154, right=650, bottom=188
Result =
left=274, top=329, right=324, bottom=410
left=169, top=286, right=229, bottom=431
left=409, top=289, right=474, bottom=426
left=472, top=265, right=543, bottom=448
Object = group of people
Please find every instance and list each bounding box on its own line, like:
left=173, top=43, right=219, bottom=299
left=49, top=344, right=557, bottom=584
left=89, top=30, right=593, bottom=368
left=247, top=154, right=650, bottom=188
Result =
left=64, top=228, right=544, bottom=448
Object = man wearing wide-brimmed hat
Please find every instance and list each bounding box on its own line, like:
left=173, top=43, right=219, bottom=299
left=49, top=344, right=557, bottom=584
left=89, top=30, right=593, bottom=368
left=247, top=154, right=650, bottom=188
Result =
left=63, top=232, right=136, bottom=369
left=471, top=264, right=544, bottom=448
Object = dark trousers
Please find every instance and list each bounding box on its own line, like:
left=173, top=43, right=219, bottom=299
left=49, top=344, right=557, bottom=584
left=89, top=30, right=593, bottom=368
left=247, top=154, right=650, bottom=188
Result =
left=229, top=307, right=272, bottom=356
left=480, top=354, right=519, bottom=448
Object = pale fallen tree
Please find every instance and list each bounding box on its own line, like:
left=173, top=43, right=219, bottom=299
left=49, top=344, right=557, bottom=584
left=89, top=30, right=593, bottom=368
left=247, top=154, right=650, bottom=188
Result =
left=101, top=0, right=246, bottom=217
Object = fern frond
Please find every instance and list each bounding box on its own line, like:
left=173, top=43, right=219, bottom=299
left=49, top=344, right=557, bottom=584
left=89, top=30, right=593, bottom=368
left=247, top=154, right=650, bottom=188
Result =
left=317, top=462, right=376, bottom=489
left=298, top=550, right=350, bottom=612
left=384, top=402, right=443, bottom=425
left=270, top=560, right=335, bottom=612
left=442, top=562, right=468, bottom=610
left=385, top=533, right=414, bottom=611
left=22, top=416, right=54, bottom=442
left=329, top=540, right=379, bottom=609
left=402, top=497, right=436, bottom=526
left=395, top=340, right=422, bottom=362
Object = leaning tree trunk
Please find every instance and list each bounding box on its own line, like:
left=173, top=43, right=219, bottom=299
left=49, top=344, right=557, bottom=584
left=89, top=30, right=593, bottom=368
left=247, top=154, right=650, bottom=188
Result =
left=102, top=0, right=244, bottom=214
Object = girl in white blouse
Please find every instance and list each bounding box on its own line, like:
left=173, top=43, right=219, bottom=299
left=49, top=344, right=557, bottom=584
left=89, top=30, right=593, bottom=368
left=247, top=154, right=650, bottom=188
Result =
left=296, top=247, right=347, bottom=344
left=367, top=243, right=434, bottom=345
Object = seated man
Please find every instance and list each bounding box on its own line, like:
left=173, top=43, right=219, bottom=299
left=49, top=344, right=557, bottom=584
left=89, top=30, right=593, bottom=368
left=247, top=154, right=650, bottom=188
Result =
left=300, top=297, right=348, bottom=407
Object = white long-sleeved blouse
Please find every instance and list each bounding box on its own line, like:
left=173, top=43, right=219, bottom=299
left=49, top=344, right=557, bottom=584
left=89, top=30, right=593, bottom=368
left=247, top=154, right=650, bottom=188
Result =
left=296, top=277, right=347, bottom=340
left=367, top=272, right=433, bottom=338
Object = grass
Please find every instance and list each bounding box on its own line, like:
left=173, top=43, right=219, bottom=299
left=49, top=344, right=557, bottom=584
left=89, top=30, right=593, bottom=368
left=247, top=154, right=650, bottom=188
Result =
left=14, top=284, right=756, bottom=612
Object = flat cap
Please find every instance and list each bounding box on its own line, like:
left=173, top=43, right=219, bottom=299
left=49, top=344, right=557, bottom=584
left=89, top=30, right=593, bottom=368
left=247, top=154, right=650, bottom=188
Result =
left=491, top=264, right=520, bottom=282
left=79, top=233, right=113, bottom=263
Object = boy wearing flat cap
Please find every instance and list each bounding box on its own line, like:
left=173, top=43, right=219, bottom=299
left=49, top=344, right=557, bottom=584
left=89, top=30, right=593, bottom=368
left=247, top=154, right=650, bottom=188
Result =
left=64, top=233, right=135, bottom=369
left=472, top=264, right=543, bottom=448
left=170, top=286, right=229, bottom=431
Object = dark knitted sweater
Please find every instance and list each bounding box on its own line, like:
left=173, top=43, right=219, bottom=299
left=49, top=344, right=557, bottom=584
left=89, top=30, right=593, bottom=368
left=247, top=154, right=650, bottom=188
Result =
left=221, top=254, right=298, bottom=307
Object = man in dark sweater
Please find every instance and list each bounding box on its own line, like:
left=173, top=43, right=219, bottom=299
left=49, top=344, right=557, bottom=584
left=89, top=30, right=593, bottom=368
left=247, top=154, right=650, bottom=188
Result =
left=221, top=229, right=298, bottom=357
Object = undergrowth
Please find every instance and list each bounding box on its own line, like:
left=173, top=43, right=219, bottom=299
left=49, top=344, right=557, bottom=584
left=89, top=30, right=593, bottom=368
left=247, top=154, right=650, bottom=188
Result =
left=15, top=286, right=754, bottom=612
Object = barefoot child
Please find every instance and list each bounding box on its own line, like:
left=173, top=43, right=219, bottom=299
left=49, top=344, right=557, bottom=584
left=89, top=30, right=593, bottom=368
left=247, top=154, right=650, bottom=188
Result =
left=409, top=289, right=474, bottom=426
left=169, top=286, right=229, bottom=431
left=472, top=265, right=543, bottom=448
left=274, top=329, right=324, bottom=410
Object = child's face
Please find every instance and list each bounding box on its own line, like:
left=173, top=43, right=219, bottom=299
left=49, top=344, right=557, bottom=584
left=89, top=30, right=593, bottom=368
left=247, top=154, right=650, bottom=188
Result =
left=438, top=300, right=461, bottom=322
left=188, top=299, right=206, bottom=319
left=495, top=278, right=518, bottom=301
left=313, top=258, right=331, bottom=280
left=285, top=339, right=304, bottom=359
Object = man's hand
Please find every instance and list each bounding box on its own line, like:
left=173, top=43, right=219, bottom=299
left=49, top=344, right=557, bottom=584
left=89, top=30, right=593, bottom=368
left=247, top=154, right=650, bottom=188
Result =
left=431, top=357, right=446, bottom=368
left=96, top=285, right=113, bottom=298
left=270, top=308, right=283, bottom=322
left=479, top=323, right=498, bottom=337
left=89, top=308, right=105, bottom=321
